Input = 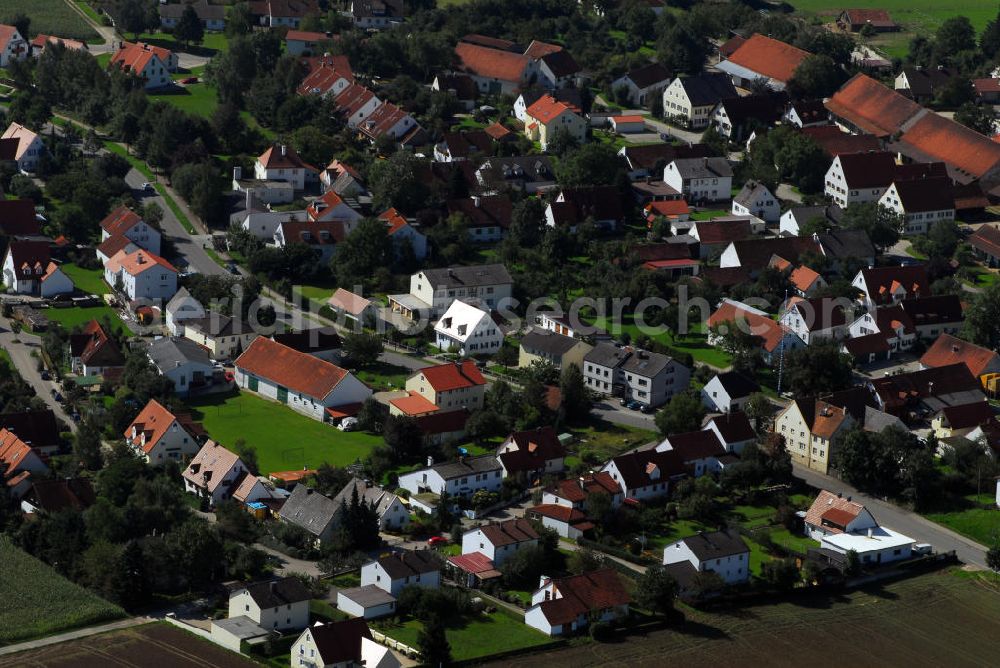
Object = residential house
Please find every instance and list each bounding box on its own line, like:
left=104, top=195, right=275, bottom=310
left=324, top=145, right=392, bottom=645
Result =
left=582, top=342, right=630, bottom=396
left=0, top=24, right=28, bottom=67
left=254, top=144, right=317, bottom=191
left=104, top=249, right=177, bottom=302
left=228, top=577, right=312, bottom=632
left=707, top=299, right=804, bottom=365
left=609, top=115, right=645, bottom=134
left=327, top=288, right=376, bottom=327
left=3, top=242, right=73, bottom=297
left=973, top=78, right=1000, bottom=103
left=109, top=42, right=175, bottom=89
left=816, top=228, right=876, bottom=270
left=20, top=478, right=96, bottom=515
left=690, top=217, right=753, bottom=259
left=524, top=94, right=587, bottom=152
left=1, top=122, right=44, bottom=172
left=803, top=490, right=879, bottom=541
left=159, top=1, right=226, bottom=30
left=539, top=311, right=583, bottom=338
left=147, top=337, right=215, bottom=396
left=290, top=619, right=400, bottom=668
left=348, top=0, right=405, bottom=29
left=895, top=66, right=957, bottom=104
left=448, top=195, right=512, bottom=242
left=433, top=300, right=502, bottom=356
left=235, top=208, right=307, bottom=239
left=783, top=99, right=828, bottom=128
left=821, top=525, right=915, bottom=566
left=782, top=261, right=827, bottom=297
left=273, top=219, right=348, bottom=265
left=434, top=130, right=495, bottom=163
left=248, top=0, right=319, bottom=28
left=518, top=329, right=593, bottom=371
left=474, top=156, right=557, bottom=195
left=333, top=478, right=410, bottom=531
left=279, top=485, right=340, bottom=543
left=165, top=288, right=206, bottom=336
left=851, top=264, right=929, bottom=308
left=618, top=142, right=711, bottom=180
left=99, top=205, right=161, bottom=255
left=0, top=429, right=49, bottom=498
left=124, top=399, right=204, bottom=465
left=234, top=337, right=372, bottom=421
left=701, top=371, right=760, bottom=414
left=389, top=263, right=513, bottom=320
left=545, top=185, right=624, bottom=232
left=496, top=426, right=566, bottom=479
left=379, top=208, right=428, bottom=261
left=920, top=333, right=1000, bottom=379
left=715, top=34, right=809, bottom=91
left=731, top=180, right=779, bottom=222
left=867, top=363, right=984, bottom=418
left=361, top=551, right=440, bottom=597
left=404, top=361, right=487, bottom=412
left=284, top=29, right=332, bottom=56
left=663, top=157, right=733, bottom=203
left=526, top=504, right=593, bottom=540
left=662, top=530, right=749, bottom=589
left=704, top=411, right=756, bottom=454
left=0, top=199, right=41, bottom=239
left=462, top=518, right=539, bottom=567
left=710, top=92, right=788, bottom=141
left=69, top=320, right=125, bottom=376
left=931, top=402, right=996, bottom=439
left=601, top=448, right=686, bottom=501
left=897, top=294, right=964, bottom=339
left=620, top=349, right=690, bottom=409
left=182, top=311, right=259, bottom=360
left=655, top=429, right=726, bottom=477
left=823, top=151, right=897, bottom=208
left=661, top=73, right=738, bottom=128
left=779, top=297, right=849, bottom=345
left=182, top=441, right=253, bottom=505
left=0, top=410, right=62, bottom=457
left=718, top=235, right=825, bottom=274
left=878, top=176, right=955, bottom=235
left=614, top=62, right=672, bottom=107
left=298, top=59, right=354, bottom=98
left=542, top=471, right=624, bottom=511
left=775, top=397, right=855, bottom=474
left=969, top=223, right=1000, bottom=268
left=432, top=73, right=478, bottom=110
left=397, top=454, right=502, bottom=499
left=837, top=9, right=899, bottom=32
left=358, top=102, right=424, bottom=147
left=533, top=46, right=581, bottom=89
left=306, top=190, right=363, bottom=227
left=336, top=586, right=398, bottom=620
left=271, top=328, right=342, bottom=365
left=525, top=569, right=630, bottom=637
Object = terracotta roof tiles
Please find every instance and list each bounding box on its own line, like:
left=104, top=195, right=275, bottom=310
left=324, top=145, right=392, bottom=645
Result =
left=236, top=337, right=352, bottom=400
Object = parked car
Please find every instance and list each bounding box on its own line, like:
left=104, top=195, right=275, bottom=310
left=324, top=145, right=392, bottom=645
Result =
left=627, top=400, right=642, bottom=411
left=224, top=371, right=234, bottom=383
left=427, top=536, right=448, bottom=547
left=179, top=76, right=198, bottom=84
left=619, top=397, right=628, bottom=407
left=337, top=417, right=359, bottom=432
left=226, top=262, right=239, bottom=275
left=40, top=370, right=51, bottom=380
left=639, top=403, right=653, bottom=414
left=140, top=182, right=154, bottom=192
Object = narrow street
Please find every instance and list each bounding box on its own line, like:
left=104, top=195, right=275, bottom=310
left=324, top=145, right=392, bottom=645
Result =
left=0, top=313, right=76, bottom=429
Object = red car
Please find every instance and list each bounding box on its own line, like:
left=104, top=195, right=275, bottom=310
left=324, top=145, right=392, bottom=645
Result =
left=179, top=76, right=199, bottom=84
left=427, top=536, right=448, bottom=547
left=224, top=371, right=234, bottom=383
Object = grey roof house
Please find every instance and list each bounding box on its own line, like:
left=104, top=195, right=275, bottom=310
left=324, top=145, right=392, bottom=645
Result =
left=278, top=485, right=341, bottom=544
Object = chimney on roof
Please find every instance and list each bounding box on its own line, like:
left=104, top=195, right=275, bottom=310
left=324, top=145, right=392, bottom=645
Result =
left=427, top=455, right=434, bottom=467
left=867, top=527, right=873, bottom=538
left=928, top=381, right=934, bottom=395
left=578, top=477, right=585, bottom=489
left=281, top=144, right=287, bottom=157
left=234, top=166, right=242, bottom=181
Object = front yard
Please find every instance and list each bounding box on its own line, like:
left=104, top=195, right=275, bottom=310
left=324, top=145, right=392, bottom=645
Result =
left=44, top=305, right=131, bottom=335
left=924, top=492, right=1000, bottom=546
left=184, top=391, right=384, bottom=474
left=61, top=263, right=108, bottom=295
left=355, top=362, right=412, bottom=392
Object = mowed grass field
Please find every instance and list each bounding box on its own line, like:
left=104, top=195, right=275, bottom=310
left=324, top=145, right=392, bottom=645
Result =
left=185, top=391, right=383, bottom=473
left=3, top=1, right=101, bottom=42
left=0, top=538, right=125, bottom=646
left=489, top=569, right=1000, bottom=668
left=61, top=264, right=108, bottom=295
left=44, top=305, right=131, bottom=335
left=0, top=622, right=260, bottom=666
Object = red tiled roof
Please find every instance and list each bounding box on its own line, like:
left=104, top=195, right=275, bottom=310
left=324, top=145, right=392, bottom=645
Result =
left=125, top=399, right=182, bottom=454
left=378, top=208, right=409, bottom=235
left=286, top=30, right=328, bottom=41
left=327, top=288, right=371, bottom=316
left=306, top=190, right=348, bottom=220
left=110, top=41, right=172, bottom=75
left=938, top=401, right=995, bottom=430
left=611, top=115, right=644, bottom=123
left=0, top=25, right=24, bottom=55
left=974, top=78, right=1000, bottom=94
left=107, top=249, right=176, bottom=276
left=843, top=9, right=896, bottom=28
left=448, top=551, right=500, bottom=577
left=258, top=144, right=315, bottom=171
left=694, top=218, right=752, bottom=245
left=538, top=569, right=630, bottom=625
left=800, top=125, right=881, bottom=158
left=236, top=337, right=352, bottom=400
left=389, top=391, right=439, bottom=416
left=455, top=42, right=528, bottom=83
left=298, top=64, right=351, bottom=96
left=920, top=333, right=1000, bottom=377
left=484, top=122, right=512, bottom=140
left=549, top=472, right=619, bottom=503
left=718, top=35, right=746, bottom=59
left=279, top=220, right=348, bottom=245
left=523, top=40, right=562, bottom=59
left=707, top=301, right=789, bottom=353
left=643, top=258, right=699, bottom=271
left=897, top=111, right=1000, bottom=180
left=100, top=205, right=142, bottom=236
left=417, top=360, right=486, bottom=392
left=31, top=34, right=86, bottom=51
left=825, top=74, right=923, bottom=137
left=529, top=503, right=588, bottom=524
left=526, top=94, right=574, bottom=124
left=645, top=200, right=690, bottom=220
left=804, top=490, right=867, bottom=533
left=269, top=469, right=316, bottom=483
left=790, top=265, right=822, bottom=292
left=726, top=34, right=809, bottom=84
left=97, top=234, right=135, bottom=259
left=0, top=429, right=37, bottom=479
left=480, top=518, right=539, bottom=547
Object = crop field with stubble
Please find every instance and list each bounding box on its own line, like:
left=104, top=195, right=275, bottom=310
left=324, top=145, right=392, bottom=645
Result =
left=488, top=569, right=1000, bottom=668
left=2, top=1, right=100, bottom=42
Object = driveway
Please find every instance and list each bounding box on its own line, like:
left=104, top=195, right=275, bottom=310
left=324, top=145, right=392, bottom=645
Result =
left=792, top=463, right=988, bottom=568
left=593, top=399, right=657, bottom=430
left=0, top=314, right=76, bottom=428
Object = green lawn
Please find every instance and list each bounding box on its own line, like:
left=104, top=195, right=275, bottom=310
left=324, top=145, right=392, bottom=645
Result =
left=925, top=505, right=1000, bottom=546
left=378, top=608, right=553, bottom=661
left=45, top=305, right=131, bottom=335
left=569, top=419, right=657, bottom=465
left=74, top=1, right=103, bottom=25
left=149, top=82, right=220, bottom=119
left=791, top=0, right=998, bottom=33
left=61, top=264, right=108, bottom=295
left=689, top=209, right=730, bottom=221
left=354, top=362, right=411, bottom=392
left=768, top=527, right=819, bottom=555
left=0, top=537, right=125, bottom=645
left=961, top=266, right=1000, bottom=288
left=583, top=312, right=732, bottom=368
left=185, top=391, right=384, bottom=474
left=4, top=0, right=100, bottom=41
left=132, top=31, right=231, bottom=56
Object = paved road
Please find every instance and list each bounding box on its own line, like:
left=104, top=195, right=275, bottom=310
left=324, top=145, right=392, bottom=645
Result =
left=0, top=616, right=149, bottom=657
left=791, top=463, right=988, bottom=568
left=593, top=399, right=656, bottom=430
left=0, top=315, right=76, bottom=428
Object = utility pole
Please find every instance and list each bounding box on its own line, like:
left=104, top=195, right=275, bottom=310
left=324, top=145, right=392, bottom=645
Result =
left=777, top=289, right=788, bottom=395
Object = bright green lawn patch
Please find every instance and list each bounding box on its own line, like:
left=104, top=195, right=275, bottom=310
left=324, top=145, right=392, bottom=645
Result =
left=0, top=537, right=125, bottom=645
left=45, top=305, right=131, bottom=335
left=133, top=31, right=230, bottom=55
left=295, top=284, right=336, bottom=306
left=4, top=0, right=100, bottom=42
left=355, top=362, right=411, bottom=392
left=149, top=83, right=219, bottom=118
left=582, top=312, right=732, bottom=368
left=689, top=209, right=730, bottom=221
left=377, top=608, right=552, bottom=661
left=95, top=52, right=112, bottom=68
left=768, top=528, right=819, bottom=555
left=74, top=1, right=103, bottom=25
left=791, top=0, right=998, bottom=34
left=925, top=505, right=1000, bottom=546
left=570, top=419, right=657, bottom=464
left=185, top=391, right=384, bottom=474
left=961, top=266, right=1000, bottom=288
left=61, top=264, right=108, bottom=295
left=742, top=534, right=774, bottom=577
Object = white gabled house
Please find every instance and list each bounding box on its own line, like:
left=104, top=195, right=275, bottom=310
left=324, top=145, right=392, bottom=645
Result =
left=397, top=454, right=502, bottom=499
left=124, top=399, right=204, bottom=465
left=525, top=569, right=630, bottom=637
left=433, top=300, right=502, bottom=356
left=361, top=551, right=441, bottom=597
left=663, top=529, right=750, bottom=586
left=461, top=518, right=539, bottom=567
left=181, top=440, right=252, bottom=506
left=701, top=371, right=760, bottom=414
left=663, top=157, right=733, bottom=203
left=3, top=241, right=73, bottom=297
left=0, top=25, right=28, bottom=67
left=731, top=180, right=779, bottom=222
left=99, top=205, right=162, bottom=255
left=2, top=122, right=44, bottom=173
left=227, top=577, right=312, bottom=632
left=803, top=490, right=879, bottom=541
left=291, top=619, right=399, bottom=668
left=104, top=249, right=178, bottom=302
left=877, top=177, right=955, bottom=236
